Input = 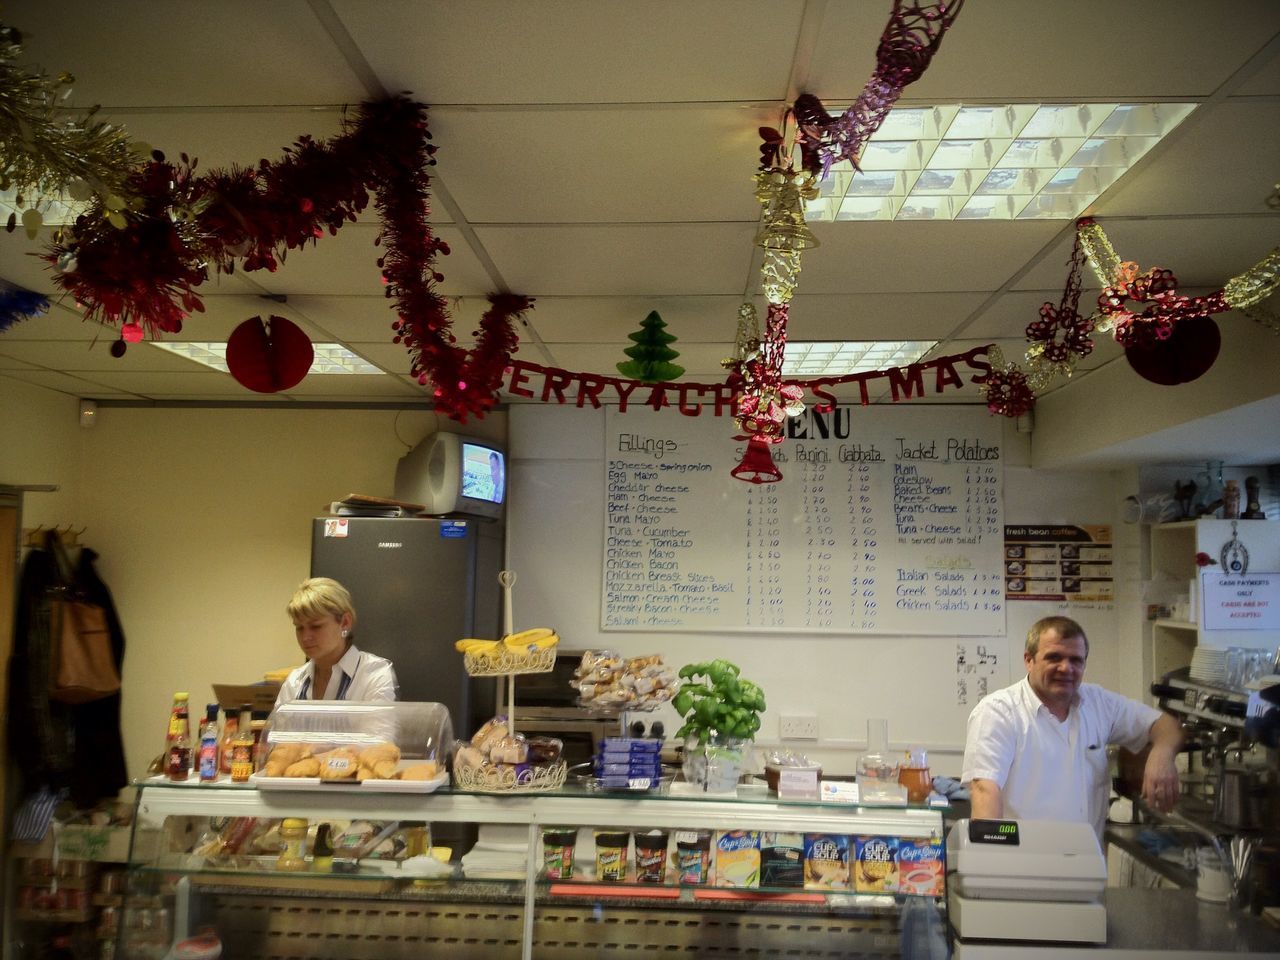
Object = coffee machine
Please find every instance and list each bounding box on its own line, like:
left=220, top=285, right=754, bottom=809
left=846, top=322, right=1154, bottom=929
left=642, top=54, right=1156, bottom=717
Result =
left=1151, top=667, right=1280, bottom=907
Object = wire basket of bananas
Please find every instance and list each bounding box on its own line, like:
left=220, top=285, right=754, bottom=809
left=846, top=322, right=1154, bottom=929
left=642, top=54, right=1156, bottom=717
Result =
left=455, top=628, right=560, bottom=676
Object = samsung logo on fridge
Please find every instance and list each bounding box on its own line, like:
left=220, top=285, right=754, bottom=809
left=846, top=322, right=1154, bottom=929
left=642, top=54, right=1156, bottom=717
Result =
left=377, top=541, right=403, bottom=549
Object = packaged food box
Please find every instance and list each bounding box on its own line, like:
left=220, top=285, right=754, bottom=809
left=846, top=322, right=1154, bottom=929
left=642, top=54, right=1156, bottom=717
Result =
left=674, top=830, right=712, bottom=884
left=897, top=837, right=944, bottom=897
left=593, top=759, right=663, bottom=777
left=714, top=831, right=760, bottom=888
left=853, top=835, right=899, bottom=894
left=760, top=832, right=804, bottom=888
left=595, top=775, right=658, bottom=790
left=803, top=834, right=849, bottom=890
left=600, top=737, right=662, bottom=754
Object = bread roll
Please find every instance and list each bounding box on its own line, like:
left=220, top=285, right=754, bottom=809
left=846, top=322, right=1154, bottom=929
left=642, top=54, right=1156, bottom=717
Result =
left=399, top=761, right=441, bottom=781
left=284, top=757, right=320, bottom=778
left=316, top=747, right=359, bottom=780
left=359, top=742, right=401, bottom=766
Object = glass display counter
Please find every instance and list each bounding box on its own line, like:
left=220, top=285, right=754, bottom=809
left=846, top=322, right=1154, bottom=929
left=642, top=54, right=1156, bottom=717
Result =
left=121, top=777, right=947, bottom=959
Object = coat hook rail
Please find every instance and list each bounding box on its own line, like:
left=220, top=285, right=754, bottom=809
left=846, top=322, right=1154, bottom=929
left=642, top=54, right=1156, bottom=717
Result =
left=21, top=525, right=87, bottom=548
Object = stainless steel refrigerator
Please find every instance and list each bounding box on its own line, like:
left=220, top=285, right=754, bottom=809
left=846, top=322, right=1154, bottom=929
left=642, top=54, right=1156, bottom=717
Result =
left=310, top=516, right=501, bottom=733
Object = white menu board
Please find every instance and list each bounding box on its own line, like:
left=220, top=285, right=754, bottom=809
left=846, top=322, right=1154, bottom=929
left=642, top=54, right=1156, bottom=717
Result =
left=602, top=405, right=1004, bottom=634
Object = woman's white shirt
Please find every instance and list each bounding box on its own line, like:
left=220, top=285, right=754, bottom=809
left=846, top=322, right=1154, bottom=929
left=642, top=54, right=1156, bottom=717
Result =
left=273, top=644, right=399, bottom=709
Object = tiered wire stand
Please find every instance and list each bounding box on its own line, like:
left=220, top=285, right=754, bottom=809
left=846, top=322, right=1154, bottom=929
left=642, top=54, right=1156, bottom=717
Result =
left=455, top=570, right=567, bottom=793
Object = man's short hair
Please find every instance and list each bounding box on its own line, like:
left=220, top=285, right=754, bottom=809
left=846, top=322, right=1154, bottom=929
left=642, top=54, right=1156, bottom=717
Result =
left=1026, top=616, right=1089, bottom=657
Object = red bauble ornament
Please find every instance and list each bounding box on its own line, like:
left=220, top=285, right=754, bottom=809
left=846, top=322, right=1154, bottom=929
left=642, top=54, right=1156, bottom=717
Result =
left=121, top=321, right=144, bottom=343
left=225, top=314, right=314, bottom=393
left=1124, top=315, right=1221, bottom=386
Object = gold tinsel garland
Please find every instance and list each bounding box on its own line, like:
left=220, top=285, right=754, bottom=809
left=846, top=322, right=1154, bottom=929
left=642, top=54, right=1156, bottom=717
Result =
left=0, top=23, right=142, bottom=235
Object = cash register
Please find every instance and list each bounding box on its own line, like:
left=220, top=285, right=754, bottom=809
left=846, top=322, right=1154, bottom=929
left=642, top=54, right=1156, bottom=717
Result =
left=947, top=819, right=1107, bottom=947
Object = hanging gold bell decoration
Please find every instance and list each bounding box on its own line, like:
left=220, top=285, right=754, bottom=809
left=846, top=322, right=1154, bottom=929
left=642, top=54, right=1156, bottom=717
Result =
left=754, top=169, right=820, bottom=252
left=754, top=169, right=819, bottom=306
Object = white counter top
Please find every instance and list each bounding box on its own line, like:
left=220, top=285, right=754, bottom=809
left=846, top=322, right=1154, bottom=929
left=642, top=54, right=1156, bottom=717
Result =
left=953, top=888, right=1280, bottom=959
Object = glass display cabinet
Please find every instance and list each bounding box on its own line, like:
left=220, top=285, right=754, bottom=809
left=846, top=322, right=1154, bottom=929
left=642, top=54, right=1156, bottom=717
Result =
left=120, top=777, right=947, bottom=959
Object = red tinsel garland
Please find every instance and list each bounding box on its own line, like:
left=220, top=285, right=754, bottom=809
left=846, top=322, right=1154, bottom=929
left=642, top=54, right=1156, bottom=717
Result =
left=1098, top=261, right=1228, bottom=348
left=43, top=97, right=526, bottom=420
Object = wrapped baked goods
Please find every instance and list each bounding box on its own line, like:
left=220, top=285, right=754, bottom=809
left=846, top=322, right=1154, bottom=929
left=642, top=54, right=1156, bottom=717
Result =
left=489, top=734, right=529, bottom=764
left=572, top=650, right=679, bottom=711
left=454, top=743, right=487, bottom=771
left=471, top=716, right=510, bottom=756
left=526, top=736, right=563, bottom=763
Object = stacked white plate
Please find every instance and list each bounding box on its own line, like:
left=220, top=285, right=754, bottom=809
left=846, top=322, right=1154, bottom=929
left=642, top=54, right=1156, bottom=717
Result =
left=1190, top=646, right=1228, bottom=686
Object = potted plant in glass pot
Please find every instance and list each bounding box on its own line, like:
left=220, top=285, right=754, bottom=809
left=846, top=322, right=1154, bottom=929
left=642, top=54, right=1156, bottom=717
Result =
left=672, top=659, right=766, bottom=792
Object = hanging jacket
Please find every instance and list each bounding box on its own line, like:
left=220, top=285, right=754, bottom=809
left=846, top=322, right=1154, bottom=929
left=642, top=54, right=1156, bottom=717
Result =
left=68, top=547, right=128, bottom=806
left=6, top=542, right=128, bottom=808
left=8, top=547, right=74, bottom=793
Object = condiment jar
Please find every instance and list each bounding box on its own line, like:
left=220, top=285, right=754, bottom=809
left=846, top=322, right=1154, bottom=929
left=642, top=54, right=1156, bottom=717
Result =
left=898, top=747, right=931, bottom=804
left=277, top=818, right=308, bottom=872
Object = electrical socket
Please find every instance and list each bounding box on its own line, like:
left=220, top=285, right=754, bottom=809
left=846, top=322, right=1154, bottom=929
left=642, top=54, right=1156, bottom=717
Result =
left=779, top=713, right=819, bottom=740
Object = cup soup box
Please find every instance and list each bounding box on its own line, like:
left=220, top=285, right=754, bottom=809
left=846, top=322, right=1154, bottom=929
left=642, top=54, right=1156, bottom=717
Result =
left=715, top=831, right=761, bottom=888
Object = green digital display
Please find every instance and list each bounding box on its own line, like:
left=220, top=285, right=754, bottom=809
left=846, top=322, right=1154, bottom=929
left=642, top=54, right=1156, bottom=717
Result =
left=969, top=819, right=1021, bottom=845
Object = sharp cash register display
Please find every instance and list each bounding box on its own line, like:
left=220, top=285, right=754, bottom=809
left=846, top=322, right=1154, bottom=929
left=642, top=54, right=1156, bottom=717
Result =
left=967, top=819, right=1020, bottom=845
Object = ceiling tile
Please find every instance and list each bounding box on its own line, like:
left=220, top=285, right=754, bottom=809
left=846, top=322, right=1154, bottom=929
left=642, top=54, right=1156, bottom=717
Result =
left=1013, top=217, right=1280, bottom=290
left=1, top=369, right=134, bottom=397
left=53, top=370, right=249, bottom=397
left=102, top=109, right=351, bottom=177
left=810, top=0, right=1280, bottom=102
left=475, top=223, right=758, bottom=296
left=0, top=303, right=115, bottom=342
left=240, top=225, right=492, bottom=298
left=9, top=0, right=366, bottom=107
left=546, top=342, right=731, bottom=378
left=436, top=106, right=768, bottom=224
left=786, top=292, right=991, bottom=340
left=800, top=221, right=1063, bottom=294
left=337, top=0, right=805, bottom=104
left=279, top=374, right=422, bottom=399
left=513, top=296, right=745, bottom=345
left=0, top=339, right=207, bottom=372
left=1092, top=101, right=1280, bottom=217
left=962, top=291, right=1058, bottom=339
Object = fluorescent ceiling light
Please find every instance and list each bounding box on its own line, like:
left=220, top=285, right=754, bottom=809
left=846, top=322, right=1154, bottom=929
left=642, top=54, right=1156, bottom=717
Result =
left=151, top=340, right=383, bottom=375
left=0, top=187, right=90, bottom=226
left=782, top=340, right=937, bottom=377
left=806, top=102, right=1196, bottom=222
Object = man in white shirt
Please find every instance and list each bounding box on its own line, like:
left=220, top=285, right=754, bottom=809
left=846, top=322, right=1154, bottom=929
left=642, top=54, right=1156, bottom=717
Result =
left=961, top=616, right=1183, bottom=838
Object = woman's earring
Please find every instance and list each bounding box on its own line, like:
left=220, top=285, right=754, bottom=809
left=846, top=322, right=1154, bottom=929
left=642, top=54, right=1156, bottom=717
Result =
left=341, top=629, right=350, bottom=639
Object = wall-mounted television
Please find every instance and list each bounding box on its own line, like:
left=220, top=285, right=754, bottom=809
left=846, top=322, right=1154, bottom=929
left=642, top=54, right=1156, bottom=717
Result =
left=394, top=431, right=506, bottom=520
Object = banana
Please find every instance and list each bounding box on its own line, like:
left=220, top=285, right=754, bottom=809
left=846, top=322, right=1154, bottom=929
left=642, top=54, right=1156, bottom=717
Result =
left=503, top=628, right=559, bottom=651
left=455, top=638, right=500, bottom=657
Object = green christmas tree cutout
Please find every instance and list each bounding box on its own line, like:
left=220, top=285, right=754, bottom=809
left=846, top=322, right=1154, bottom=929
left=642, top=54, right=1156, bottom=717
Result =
left=616, top=310, right=685, bottom=383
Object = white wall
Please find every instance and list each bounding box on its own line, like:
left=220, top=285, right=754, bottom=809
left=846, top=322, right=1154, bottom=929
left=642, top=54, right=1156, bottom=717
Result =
left=508, top=404, right=1130, bottom=778
left=1, top=379, right=84, bottom=527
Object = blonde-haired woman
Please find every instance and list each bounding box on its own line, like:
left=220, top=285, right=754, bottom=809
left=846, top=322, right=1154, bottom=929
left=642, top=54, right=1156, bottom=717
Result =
left=273, top=577, right=399, bottom=708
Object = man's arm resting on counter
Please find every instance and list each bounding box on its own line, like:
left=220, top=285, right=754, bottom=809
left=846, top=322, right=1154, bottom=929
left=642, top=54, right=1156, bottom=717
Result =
left=1141, top=712, right=1184, bottom=813
left=968, top=778, right=1004, bottom=819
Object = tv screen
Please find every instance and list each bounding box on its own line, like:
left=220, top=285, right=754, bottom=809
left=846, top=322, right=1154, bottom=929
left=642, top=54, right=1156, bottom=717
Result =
left=460, top=442, right=505, bottom=504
